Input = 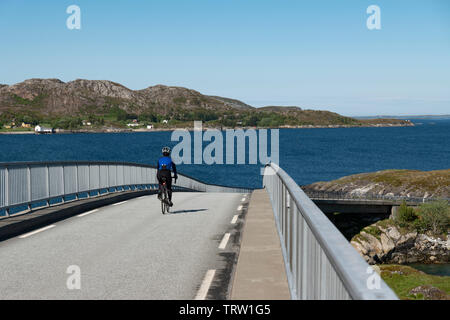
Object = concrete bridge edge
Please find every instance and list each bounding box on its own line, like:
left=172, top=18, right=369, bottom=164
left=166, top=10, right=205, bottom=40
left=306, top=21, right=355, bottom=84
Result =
left=230, top=189, right=291, bottom=300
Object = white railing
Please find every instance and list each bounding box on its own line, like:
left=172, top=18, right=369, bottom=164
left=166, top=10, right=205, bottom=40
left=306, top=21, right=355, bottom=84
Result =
left=0, top=161, right=251, bottom=218
left=263, top=163, right=398, bottom=300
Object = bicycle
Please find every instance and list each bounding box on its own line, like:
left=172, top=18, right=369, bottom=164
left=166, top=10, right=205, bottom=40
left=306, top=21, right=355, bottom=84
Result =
left=159, top=177, right=170, bottom=214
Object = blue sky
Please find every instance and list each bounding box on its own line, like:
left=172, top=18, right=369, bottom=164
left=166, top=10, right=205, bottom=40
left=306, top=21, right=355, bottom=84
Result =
left=0, top=0, right=449, bottom=116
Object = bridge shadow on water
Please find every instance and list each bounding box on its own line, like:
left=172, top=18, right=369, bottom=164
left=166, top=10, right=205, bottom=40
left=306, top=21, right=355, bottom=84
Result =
left=325, top=212, right=390, bottom=240
left=170, top=208, right=208, bottom=215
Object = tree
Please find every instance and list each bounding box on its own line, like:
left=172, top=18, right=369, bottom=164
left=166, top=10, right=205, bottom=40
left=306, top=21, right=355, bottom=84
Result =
left=416, top=200, right=450, bottom=235
left=245, top=114, right=259, bottom=127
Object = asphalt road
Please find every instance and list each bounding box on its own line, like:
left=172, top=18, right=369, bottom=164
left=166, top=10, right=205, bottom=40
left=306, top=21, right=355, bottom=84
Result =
left=0, top=192, right=245, bottom=299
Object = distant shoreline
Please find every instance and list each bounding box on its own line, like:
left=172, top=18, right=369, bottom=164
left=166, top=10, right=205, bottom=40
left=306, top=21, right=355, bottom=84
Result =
left=0, top=122, right=415, bottom=135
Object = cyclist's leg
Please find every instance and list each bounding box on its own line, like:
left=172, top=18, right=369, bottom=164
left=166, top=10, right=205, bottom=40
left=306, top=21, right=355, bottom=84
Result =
left=157, top=184, right=163, bottom=200
left=157, top=171, right=165, bottom=199
left=159, top=170, right=172, bottom=203
left=157, top=181, right=163, bottom=199
left=166, top=176, right=173, bottom=205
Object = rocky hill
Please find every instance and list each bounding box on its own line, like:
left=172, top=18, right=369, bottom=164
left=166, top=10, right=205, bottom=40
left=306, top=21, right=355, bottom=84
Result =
left=0, top=78, right=413, bottom=129
left=206, top=96, right=254, bottom=110
left=0, top=79, right=240, bottom=116
left=303, top=169, right=450, bottom=199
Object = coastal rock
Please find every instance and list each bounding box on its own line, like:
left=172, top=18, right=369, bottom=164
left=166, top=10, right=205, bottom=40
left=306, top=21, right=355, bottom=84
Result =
left=302, top=169, right=450, bottom=199
left=351, top=223, right=449, bottom=264
left=380, top=233, right=395, bottom=255
left=409, top=285, right=450, bottom=300
left=387, top=227, right=401, bottom=242
left=397, top=232, right=417, bottom=247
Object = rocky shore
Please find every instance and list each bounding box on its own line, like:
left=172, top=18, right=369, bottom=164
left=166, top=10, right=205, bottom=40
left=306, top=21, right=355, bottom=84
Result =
left=351, top=219, right=449, bottom=265
left=0, top=121, right=415, bottom=135
left=303, top=169, right=450, bottom=199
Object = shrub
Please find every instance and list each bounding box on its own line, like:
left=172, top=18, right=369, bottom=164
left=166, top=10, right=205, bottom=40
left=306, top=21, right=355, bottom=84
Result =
left=397, top=201, right=418, bottom=226
left=415, top=200, right=450, bottom=235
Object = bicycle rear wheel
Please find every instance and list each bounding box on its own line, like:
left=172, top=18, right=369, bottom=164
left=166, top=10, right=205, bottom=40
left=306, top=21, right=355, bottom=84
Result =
left=161, top=197, right=166, bottom=214
left=164, top=189, right=170, bottom=213
left=161, top=186, right=169, bottom=214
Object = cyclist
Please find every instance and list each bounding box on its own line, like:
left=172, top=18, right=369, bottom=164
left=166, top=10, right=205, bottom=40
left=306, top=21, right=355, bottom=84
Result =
left=157, top=146, right=177, bottom=207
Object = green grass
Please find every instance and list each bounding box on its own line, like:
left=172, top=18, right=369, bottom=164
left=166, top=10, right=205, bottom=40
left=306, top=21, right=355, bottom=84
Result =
left=376, top=219, right=395, bottom=229
left=0, top=127, right=33, bottom=132
left=351, top=233, right=368, bottom=244
left=362, top=225, right=382, bottom=239
left=380, top=265, right=450, bottom=300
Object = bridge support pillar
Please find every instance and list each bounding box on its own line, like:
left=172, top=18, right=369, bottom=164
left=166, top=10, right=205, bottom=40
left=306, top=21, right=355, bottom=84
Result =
left=390, top=205, right=399, bottom=220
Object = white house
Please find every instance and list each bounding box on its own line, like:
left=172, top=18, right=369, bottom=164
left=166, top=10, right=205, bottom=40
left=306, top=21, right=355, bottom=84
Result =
left=35, top=125, right=54, bottom=134
left=162, top=119, right=169, bottom=124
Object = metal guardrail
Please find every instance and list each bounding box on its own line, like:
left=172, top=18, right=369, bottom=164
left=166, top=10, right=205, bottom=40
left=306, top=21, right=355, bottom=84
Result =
left=301, top=189, right=449, bottom=204
left=263, top=163, right=398, bottom=300
left=0, top=161, right=252, bottom=218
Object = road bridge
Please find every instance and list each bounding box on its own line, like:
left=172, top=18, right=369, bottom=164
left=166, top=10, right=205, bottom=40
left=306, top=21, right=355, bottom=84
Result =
left=303, top=190, right=447, bottom=215
left=0, top=161, right=398, bottom=300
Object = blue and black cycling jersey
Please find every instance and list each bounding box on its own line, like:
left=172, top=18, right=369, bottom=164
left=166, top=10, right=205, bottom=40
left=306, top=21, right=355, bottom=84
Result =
left=157, top=156, right=177, bottom=176
left=157, top=156, right=177, bottom=201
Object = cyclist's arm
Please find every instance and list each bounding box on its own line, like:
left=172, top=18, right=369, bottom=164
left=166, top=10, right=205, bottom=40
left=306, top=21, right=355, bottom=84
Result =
left=172, top=162, right=178, bottom=179
left=156, top=160, right=160, bottom=180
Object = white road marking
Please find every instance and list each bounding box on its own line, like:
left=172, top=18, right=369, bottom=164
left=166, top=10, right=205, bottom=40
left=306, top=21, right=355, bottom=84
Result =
left=195, top=269, right=216, bottom=300
left=237, top=205, right=243, bottom=211
left=19, top=225, right=55, bottom=238
left=231, top=215, right=238, bottom=224
left=77, top=209, right=98, bottom=217
left=219, top=233, right=231, bottom=249
left=113, top=201, right=128, bottom=206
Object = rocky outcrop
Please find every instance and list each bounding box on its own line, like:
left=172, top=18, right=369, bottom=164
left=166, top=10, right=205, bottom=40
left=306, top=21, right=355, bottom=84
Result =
left=137, top=84, right=233, bottom=111
left=351, top=221, right=449, bottom=264
left=0, top=78, right=240, bottom=117
left=303, top=169, right=450, bottom=199
left=207, top=95, right=254, bottom=110
left=409, top=285, right=449, bottom=300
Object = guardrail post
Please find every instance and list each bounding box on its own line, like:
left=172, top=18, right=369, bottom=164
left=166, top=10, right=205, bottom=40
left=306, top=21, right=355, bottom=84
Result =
left=5, top=167, right=9, bottom=217
left=27, top=165, right=32, bottom=211
left=46, top=165, right=50, bottom=207
left=5, top=167, right=9, bottom=216
left=98, top=164, right=101, bottom=196
left=87, top=164, right=91, bottom=198
left=75, top=164, right=79, bottom=200
left=290, top=195, right=296, bottom=283
left=61, top=165, right=65, bottom=203
left=301, top=217, right=308, bottom=299
left=106, top=165, right=110, bottom=194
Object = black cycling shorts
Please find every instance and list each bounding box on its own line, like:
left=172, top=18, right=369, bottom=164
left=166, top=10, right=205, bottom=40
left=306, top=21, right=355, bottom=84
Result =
left=157, top=169, right=172, bottom=189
